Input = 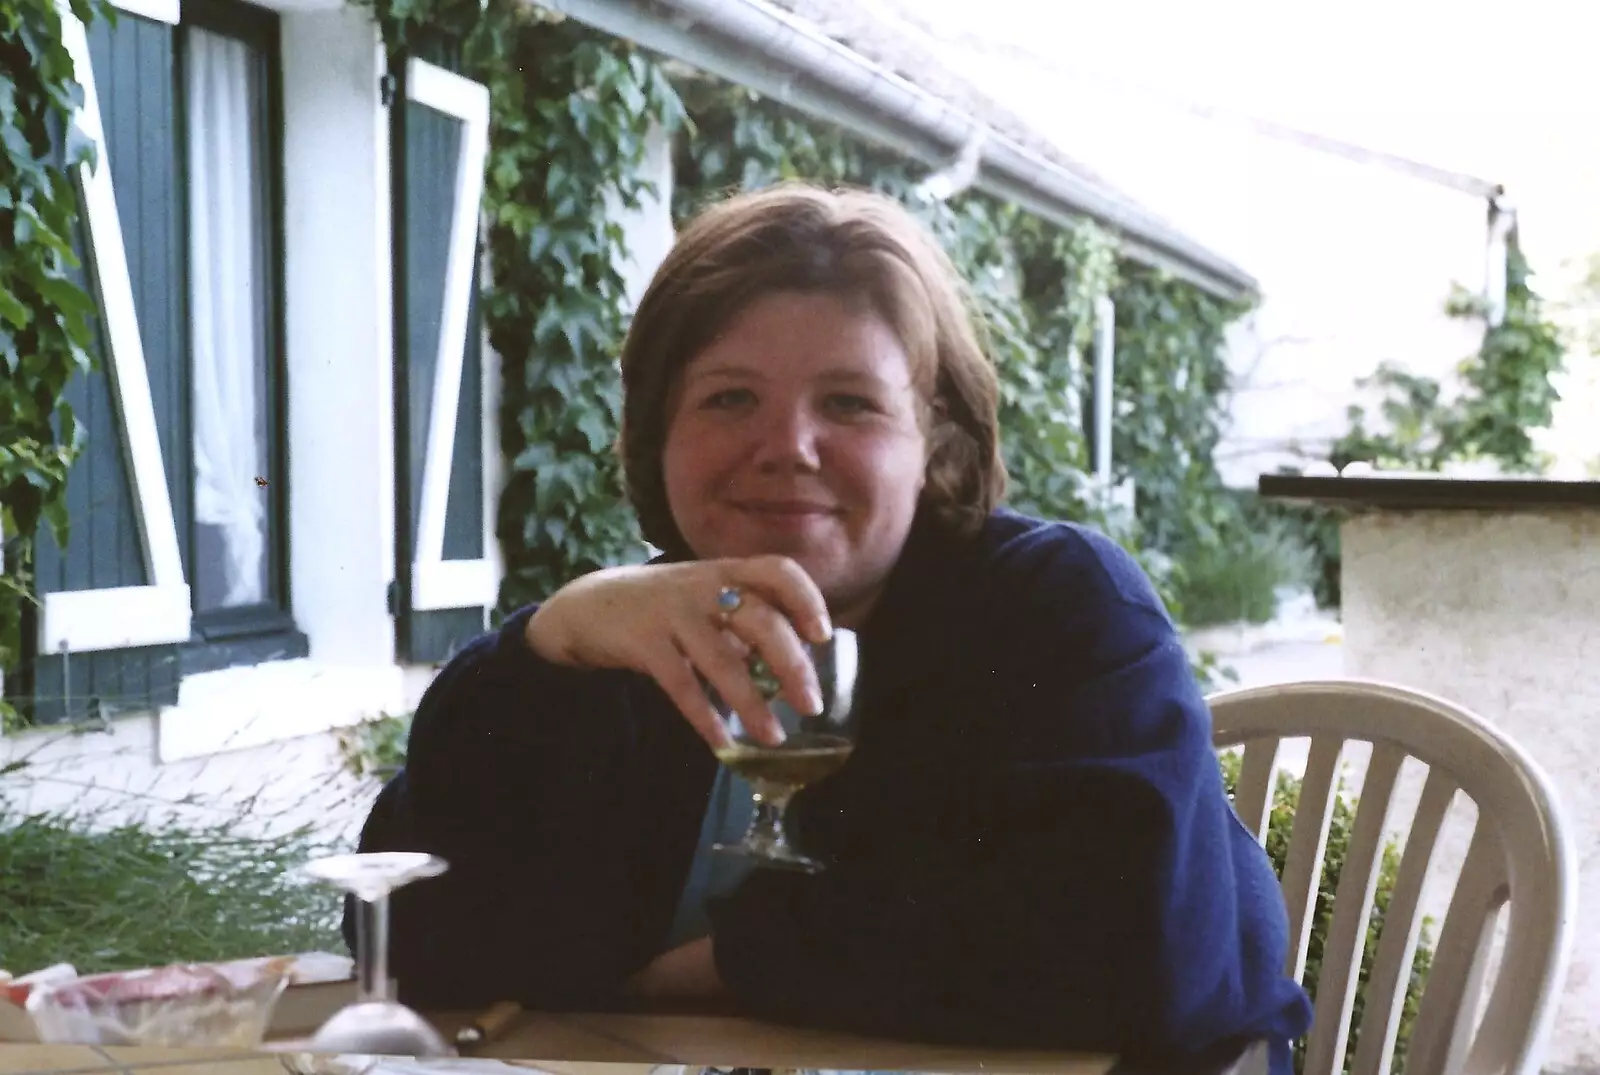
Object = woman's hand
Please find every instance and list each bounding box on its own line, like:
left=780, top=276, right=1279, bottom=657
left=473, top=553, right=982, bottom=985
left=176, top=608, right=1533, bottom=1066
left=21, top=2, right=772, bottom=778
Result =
left=525, top=556, right=833, bottom=749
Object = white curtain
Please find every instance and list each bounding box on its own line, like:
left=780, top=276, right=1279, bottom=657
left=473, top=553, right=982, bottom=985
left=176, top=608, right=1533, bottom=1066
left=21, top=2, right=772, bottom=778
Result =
left=187, top=28, right=266, bottom=608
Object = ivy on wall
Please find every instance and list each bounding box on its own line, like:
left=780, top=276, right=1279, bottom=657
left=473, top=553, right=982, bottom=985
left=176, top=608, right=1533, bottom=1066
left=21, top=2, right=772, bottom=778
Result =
left=1274, top=240, right=1569, bottom=609
left=0, top=0, right=108, bottom=726
left=347, top=0, right=687, bottom=612
left=1109, top=266, right=1246, bottom=554
left=473, top=9, right=685, bottom=610
left=1334, top=241, right=1564, bottom=473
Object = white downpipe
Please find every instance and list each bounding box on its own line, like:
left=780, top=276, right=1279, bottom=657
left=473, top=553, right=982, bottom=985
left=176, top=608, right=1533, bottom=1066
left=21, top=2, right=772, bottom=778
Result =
left=1485, top=191, right=1516, bottom=329
left=1093, top=294, right=1116, bottom=485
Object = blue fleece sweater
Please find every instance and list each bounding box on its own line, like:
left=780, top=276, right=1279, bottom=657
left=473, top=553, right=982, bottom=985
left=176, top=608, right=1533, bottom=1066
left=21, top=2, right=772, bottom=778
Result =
left=351, top=510, right=1312, bottom=1071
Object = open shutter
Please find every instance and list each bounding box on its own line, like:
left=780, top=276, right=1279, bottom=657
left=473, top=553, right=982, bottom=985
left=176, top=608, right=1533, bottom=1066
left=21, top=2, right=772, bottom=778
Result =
left=22, top=3, right=191, bottom=724
left=391, top=54, right=495, bottom=665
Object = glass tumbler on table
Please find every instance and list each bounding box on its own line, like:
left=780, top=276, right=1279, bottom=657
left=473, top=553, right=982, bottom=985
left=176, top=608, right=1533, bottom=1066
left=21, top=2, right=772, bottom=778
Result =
left=711, top=627, right=860, bottom=873
left=296, top=851, right=453, bottom=1058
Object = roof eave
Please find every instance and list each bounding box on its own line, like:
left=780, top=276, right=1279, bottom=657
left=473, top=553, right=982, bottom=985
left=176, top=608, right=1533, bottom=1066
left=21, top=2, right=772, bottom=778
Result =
left=533, top=0, right=1260, bottom=302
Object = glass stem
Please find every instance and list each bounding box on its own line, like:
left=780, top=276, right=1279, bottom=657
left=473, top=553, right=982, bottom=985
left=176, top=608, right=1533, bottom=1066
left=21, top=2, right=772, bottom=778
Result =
left=746, top=785, right=793, bottom=852
left=354, top=894, right=391, bottom=1004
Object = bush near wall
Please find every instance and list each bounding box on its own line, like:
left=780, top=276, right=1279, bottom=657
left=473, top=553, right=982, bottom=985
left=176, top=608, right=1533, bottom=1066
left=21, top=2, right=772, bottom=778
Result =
left=1219, top=750, right=1434, bottom=1075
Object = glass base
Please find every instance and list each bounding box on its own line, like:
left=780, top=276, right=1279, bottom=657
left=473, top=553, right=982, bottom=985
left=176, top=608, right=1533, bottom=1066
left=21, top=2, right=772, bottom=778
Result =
left=305, top=1000, right=454, bottom=1057
left=711, top=839, right=824, bottom=873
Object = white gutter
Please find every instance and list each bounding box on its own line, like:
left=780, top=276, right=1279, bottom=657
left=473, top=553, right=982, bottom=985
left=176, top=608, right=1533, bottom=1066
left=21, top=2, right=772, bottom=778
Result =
left=533, top=0, right=1260, bottom=302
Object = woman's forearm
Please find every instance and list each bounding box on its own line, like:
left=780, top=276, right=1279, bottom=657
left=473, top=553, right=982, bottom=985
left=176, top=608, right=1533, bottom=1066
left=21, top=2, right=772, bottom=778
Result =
left=624, top=936, right=729, bottom=1001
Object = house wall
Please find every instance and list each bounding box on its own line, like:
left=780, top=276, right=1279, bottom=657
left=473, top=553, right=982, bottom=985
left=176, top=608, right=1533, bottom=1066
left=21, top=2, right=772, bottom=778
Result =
left=1207, top=144, right=1490, bottom=485
left=905, top=48, right=1495, bottom=489
left=1, top=28, right=682, bottom=867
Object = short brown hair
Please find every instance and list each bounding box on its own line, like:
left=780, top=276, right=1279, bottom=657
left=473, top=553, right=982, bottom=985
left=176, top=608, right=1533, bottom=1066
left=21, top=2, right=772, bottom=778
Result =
left=618, top=182, right=1007, bottom=557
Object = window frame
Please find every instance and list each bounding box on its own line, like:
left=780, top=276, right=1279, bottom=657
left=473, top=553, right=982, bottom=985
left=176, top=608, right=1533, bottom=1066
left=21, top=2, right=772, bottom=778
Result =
left=173, top=0, right=305, bottom=675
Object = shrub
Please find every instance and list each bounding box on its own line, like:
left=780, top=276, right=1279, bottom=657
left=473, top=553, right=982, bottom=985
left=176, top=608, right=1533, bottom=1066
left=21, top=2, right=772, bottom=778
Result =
left=335, top=712, right=413, bottom=782
left=1219, top=751, right=1435, bottom=1075
left=1174, top=511, right=1316, bottom=628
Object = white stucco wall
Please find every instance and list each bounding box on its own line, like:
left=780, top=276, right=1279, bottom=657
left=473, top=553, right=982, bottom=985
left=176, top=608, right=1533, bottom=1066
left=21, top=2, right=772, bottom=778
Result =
left=1341, top=508, right=1600, bottom=1073
left=609, top=122, right=678, bottom=314
left=280, top=4, right=399, bottom=671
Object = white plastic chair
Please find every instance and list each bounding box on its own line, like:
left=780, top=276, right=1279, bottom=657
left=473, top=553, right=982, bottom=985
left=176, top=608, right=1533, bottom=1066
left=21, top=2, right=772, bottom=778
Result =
left=1206, top=679, right=1576, bottom=1075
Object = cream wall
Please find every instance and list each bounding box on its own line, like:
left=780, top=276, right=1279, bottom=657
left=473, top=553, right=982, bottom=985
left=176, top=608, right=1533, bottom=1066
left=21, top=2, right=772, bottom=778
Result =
left=1341, top=509, right=1600, bottom=1073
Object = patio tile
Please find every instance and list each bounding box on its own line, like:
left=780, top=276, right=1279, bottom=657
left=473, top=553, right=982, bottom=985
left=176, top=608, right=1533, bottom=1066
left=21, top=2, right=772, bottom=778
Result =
left=110, top=1060, right=281, bottom=1075
left=90, top=1048, right=266, bottom=1071
left=500, top=1064, right=659, bottom=1075
left=0, top=1045, right=119, bottom=1073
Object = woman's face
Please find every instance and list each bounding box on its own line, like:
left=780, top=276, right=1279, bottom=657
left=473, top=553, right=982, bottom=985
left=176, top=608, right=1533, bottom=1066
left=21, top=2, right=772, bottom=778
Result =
left=662, top=290, right=929, bottom=624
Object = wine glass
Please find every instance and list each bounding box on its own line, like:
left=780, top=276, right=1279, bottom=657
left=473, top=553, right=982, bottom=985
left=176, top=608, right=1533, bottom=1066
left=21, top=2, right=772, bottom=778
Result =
left=711, top=628, right=860, bottom=873
left=297, top=852, right=453, bottom=1058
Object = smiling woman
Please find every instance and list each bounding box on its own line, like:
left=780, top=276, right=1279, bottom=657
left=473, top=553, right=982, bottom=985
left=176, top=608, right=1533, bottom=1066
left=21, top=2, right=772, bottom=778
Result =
left=349, top=182, right=1313, bottom=1073
left=660, top=291, right=928, bottom=630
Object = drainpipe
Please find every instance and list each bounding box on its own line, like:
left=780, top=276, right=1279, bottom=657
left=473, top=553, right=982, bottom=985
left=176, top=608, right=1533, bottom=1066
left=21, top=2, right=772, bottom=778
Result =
left=534, top=0, right=1259, bottom=302
left=1485, top=187, right=1516, bottom=328
left=1092, top=294, right=1116, bottom=485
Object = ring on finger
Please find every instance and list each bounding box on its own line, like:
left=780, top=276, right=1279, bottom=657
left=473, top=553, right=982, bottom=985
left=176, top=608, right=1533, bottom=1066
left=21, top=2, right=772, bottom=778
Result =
left=715, top=584, right=744, bottom=627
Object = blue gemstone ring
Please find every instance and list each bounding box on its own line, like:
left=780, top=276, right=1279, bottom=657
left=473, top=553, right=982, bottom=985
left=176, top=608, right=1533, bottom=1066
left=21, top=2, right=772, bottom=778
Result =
left=716, top=585, right=744, bottom=625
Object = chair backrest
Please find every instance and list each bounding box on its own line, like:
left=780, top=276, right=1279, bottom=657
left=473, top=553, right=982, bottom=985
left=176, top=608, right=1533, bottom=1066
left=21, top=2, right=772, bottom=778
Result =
left=1206, top=679, right=1575, bottom=1075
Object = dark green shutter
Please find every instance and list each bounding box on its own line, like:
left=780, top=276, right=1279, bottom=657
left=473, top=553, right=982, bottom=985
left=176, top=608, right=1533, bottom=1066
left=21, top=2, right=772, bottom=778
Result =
left=390, top=50, right=495, bottom=666
left=18, top=10, right=190, bottom=725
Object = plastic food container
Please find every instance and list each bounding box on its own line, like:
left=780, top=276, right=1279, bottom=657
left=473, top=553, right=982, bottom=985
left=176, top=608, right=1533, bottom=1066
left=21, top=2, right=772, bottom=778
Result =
left=22, top=957, right=292, bottom=1047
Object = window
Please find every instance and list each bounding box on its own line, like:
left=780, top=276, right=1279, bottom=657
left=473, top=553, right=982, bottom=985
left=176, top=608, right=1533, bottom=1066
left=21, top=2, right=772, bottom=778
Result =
left=177, top=0, right=302, bottom=673
left=7, top=0, right=300, bottom=726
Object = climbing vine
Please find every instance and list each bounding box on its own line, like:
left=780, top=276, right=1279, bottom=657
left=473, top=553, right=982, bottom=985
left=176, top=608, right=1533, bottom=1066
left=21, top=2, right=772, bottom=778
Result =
left=1109, top=267, right=1247, bottom=554
left=475, top=11, right=685, bottom=609
left=1334, top=240, right=1564, bottom=473
left=0, top=0, right=109, bottom=726
left=1274, top=239, right=1570, bottom=608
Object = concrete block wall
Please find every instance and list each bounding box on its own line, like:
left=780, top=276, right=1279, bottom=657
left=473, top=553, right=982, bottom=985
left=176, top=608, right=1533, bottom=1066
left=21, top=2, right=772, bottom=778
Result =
left=1342, top=508, right=1600, bottom=1073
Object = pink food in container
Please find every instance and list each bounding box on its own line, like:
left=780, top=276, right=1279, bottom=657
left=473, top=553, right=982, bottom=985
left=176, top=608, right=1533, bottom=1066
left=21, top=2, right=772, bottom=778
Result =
left=21, top=957, right=293, bottom=1046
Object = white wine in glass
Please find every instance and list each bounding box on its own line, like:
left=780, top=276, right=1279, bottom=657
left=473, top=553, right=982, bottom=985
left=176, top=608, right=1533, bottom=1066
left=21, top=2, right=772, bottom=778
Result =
left=711, top=628, right=859, bottom=873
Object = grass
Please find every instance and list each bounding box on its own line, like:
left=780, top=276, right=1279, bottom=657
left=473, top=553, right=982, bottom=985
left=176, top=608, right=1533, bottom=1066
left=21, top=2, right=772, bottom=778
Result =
left=0, top=791, right=345, bottom=975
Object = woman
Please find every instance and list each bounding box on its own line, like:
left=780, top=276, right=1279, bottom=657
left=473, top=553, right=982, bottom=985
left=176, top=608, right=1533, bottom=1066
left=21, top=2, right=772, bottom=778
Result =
left=351, top=183, right=1313, bottom=1071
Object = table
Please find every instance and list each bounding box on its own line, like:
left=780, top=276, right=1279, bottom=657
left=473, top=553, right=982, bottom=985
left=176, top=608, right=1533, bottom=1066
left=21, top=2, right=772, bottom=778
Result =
left=426, top=1009, right=1120, bottom=1073
left=0, top=1013, right=1117, bottom=1075
left=0, top=1011, right=1119, bottom=1075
